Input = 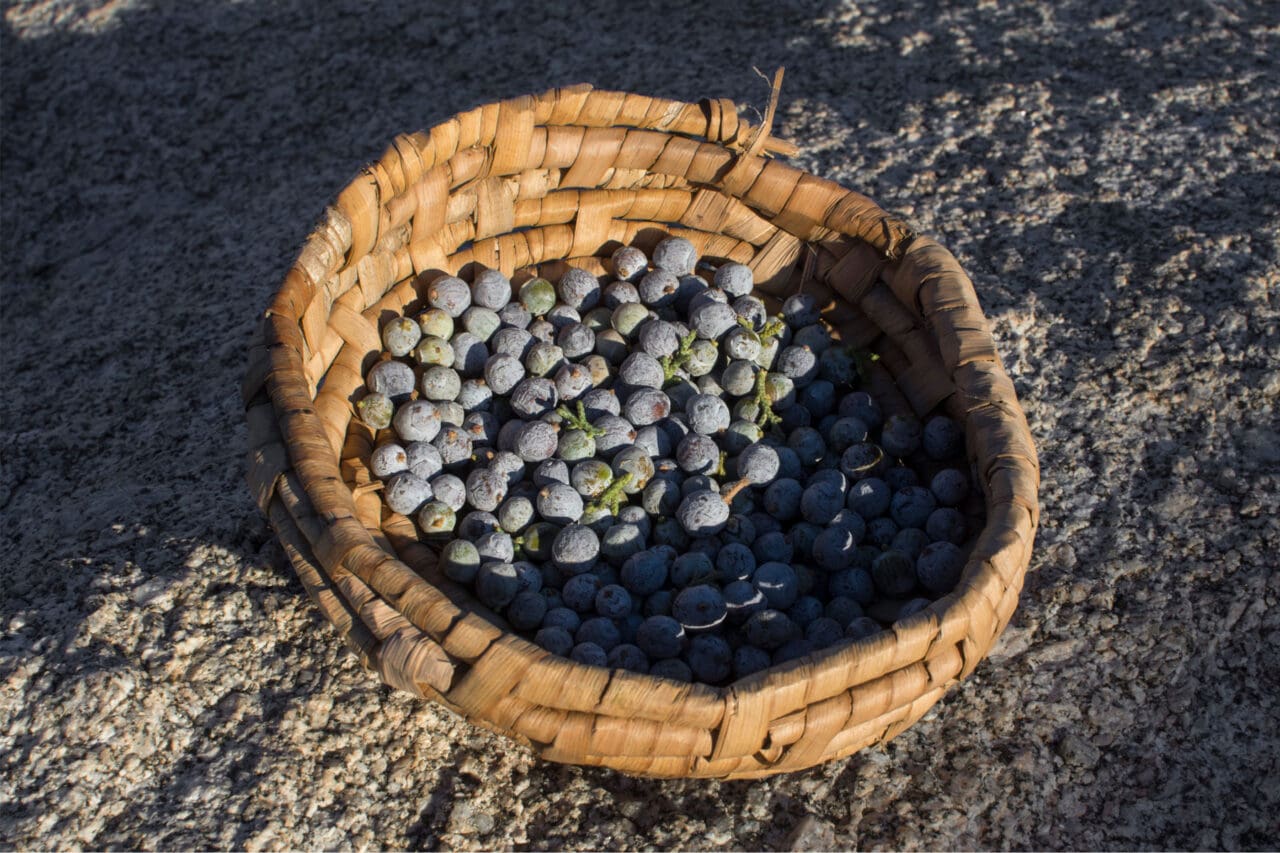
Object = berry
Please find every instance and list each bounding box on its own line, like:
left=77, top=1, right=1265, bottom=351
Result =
left=762, top=478, right=802, bottom=521
left=848, top=477, right=891, bottom=518
left=652, top=236, right=698, bottom=275
left=636, top=615, right=686, bottom=659
left=599, top=524, right=643, bottom=568
left=713, top=262, right=753, bottom=298
left=367, top=360, right=415, bottom=402
left=549, top=521, right=600, bottom=577
left=800, top=480, right=844, bottom=525
left=872, top=549, right=917, bottom=597
left=930, top=469, right=969, bottom=507
left=536, top=626, right=574, bottom=657
left=576, top=617, right=621, bottom=652
left=621, top=549, right=669, bottom=596
left=753, top=562, right=799, bottom=610
left=650, top=657, right=693, bottom=681
left=670, top=552, right=716, bottom=588
left=462, top=306, right=501, bottom=342
left=685, top=634, right=732, bottom=683
left=610, top=246, right=648, bottom=282
left=824, top=596, right=864, bottom=626
left=536, top=483, right=584, bottom=524
left=498, top=496, right=535, bottom=534
left=595, top=584, right=633, bottom=618
left=465, top=468, right=508, bottom=511
left=384, top=472, right=433, bottom=516
left=441, top=539, right=481, bottom=583
left=677, top=490, right=730, bottom=536
left=881, top=414, right=923, bottom=458
left=393, top=399, right=442, bottom=443
left=891, top=486, right=937, bottom=529
left=381, top=316, right=422, bottom=357
left=603, top=281, right=641, bottom=309
left=716, top=543, right=756, bottom=583
left=829, top=568, right=875, bottom=603
left=509, top=377, right=558, bottom=418
left=483, top=353, right=525, bottom=396
left=672, top=584, right=727, bottom=632
left=427, top=275, right=471, bottom=317
left=533, top=458, right=570, bottom=487
left=812, top=526, right=857, bottom=571
left=923, top=415, right=964, bottom=460
left=743, top=610, right=797, bottom=650
left=733, top=645, right=772, bottom=679
left=570, top=642, right=608, bottom=666
left=845, top=617, right=882, bottom=642
left=690, top=302, right=738, bottom=340
left=370, top=443, right=409, bottom=479
left=839, top=392, right=883, bottom=431
left=622, top=388, right=671, bottom=426
left=518, top=277, right=557, bottom=316
left=556, top=322, right=595, bottom=359
left=891, top=526, right=931, bottom=559
left=686, top=394, right=730, bottom=435
left=471, top=268, right=514, bottom=308
left=917, top=541, right=965, bottom=594
left=417, top=501, right=455, bottom=534
left=417, top=308, right=454, bottom=340
left=607, top=644, right=650, bottom=673
left=619, top=351, right=664, bottom=388
left=926, top=507, right=967, bottom=545
left=507, top=589, right=548, bottom=630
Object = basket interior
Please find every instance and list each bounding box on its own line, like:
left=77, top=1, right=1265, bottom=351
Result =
left=244, top=84, right=1039, bottom=778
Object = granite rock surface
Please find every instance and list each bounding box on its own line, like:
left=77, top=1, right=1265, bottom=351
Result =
left=2, top=0, right=1277, bottom=848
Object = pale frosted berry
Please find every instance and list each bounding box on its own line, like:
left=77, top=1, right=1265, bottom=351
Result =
left=417, top=308, right=454, bottom=340
left=652, top=236, right=697, bottom=275
left=462, top=306, right=501, bottom=342
left=358, top=394, right=391, bottom=432
left=518, top=278, right=557, bottom=316
left=427, top=275, right=471, bottom=317
left=382, top=316, right=422, bottom=357
left=557, top=268, right=601, bottom=311
left=471, top=268, right=512, bottom=310
left=370, top=443, right=409, bottom=479
left=416, top=500, right=456, bottom=534
left=384, top=472, right=433, bottom=515
left=366, top=360, right=415, bottom=402
left=509, top=377, right=558, bottom=418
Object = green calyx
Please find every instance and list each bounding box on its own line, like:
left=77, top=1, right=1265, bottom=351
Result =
left=751, top=368, right=783, bottom=429
left=749, top=314, right=787, bottom=348
left=585, top=470, right=632, bottom=516
left=555, top=400, right=605, bottom=438
left=660, top=329, right=701, bottom=383
left=853, top=348, right=880, bottom=385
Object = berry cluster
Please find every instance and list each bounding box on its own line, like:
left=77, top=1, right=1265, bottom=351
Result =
left=359, top=236, right=981, bottom=685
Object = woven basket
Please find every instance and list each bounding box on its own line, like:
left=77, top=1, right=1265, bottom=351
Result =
left=243, top=79, right=1039, bottom=780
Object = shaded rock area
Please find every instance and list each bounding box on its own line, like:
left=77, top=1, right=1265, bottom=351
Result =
left=2, top=0, right=1277, bottom=849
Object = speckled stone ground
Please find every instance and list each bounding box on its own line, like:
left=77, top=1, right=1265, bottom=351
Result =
left=2, top=1, right=1278, bottom=849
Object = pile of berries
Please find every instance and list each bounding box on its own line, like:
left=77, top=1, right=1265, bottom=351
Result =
left=358, top=236, right=981, bottom=685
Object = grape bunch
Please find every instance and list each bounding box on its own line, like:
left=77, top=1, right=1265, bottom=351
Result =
left=358, top=236, right=982, bottom=685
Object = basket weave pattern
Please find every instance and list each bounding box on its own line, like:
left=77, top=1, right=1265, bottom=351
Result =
left=243, top=84, right=1039, bottom=779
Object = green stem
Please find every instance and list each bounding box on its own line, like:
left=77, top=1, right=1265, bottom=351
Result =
left=555, top=400, right=605, bottom=438
left=585, top=470, right=632, bottom=516
left=752, top=368, right=782, bottom=429
left=660, top=330, right=700, bottom=383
